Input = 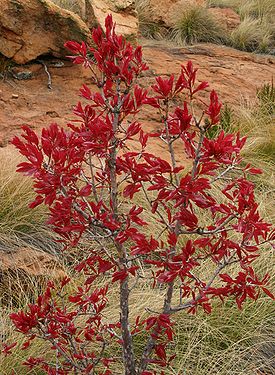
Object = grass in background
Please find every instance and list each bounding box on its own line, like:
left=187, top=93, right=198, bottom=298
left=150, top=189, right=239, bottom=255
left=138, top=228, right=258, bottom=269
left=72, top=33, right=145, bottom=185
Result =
left=1, top=256, right=274, bottom=374
left=208, top=0, right=275, bottom=53
left=0, top=147, right=47, bottom=235
left=207, top=104, right=235, bottom=139
left=51, top=0, right=275, bottom=54
left=170, top=5, right=227, bottom=45
left=257, top=79, right=275, bottom=115
left=216, top=81, right=275, bottom=221
left=2, top=254, right=274, bottom=374
left=239, top=0, right=275, bottom=21
left=172, top=293, right=275, bottom=374
left=207, top=0, right=275, bottom=18
left=207, top=0, right=242, bottom=10
left=173, top=88, right=275, bottom=374
left=50, top=0, right=85, bottom=19
left=236, top=82, right=275, bottom=165
left=0, top=147, right=64, bottom=339
left=230, top=17, right=273, bottom=52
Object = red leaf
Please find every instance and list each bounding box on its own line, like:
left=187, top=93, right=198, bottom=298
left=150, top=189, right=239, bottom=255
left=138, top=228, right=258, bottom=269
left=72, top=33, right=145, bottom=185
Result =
left=126, top=122, right=141, bottom=138
left=1, top=342, right=17, bottom=356
left=168, top=232, right=177, bottom=247
left=29, top=195, right=44, bottom=209
left=79, top=184, right=92, bottom=197
left=262, top=287, right=275, bottom=300
left=112, top=269, right=128, bottom=283
left=248, top=168, right=262, bottom=175
left=155, top=344, right=167, bottom=361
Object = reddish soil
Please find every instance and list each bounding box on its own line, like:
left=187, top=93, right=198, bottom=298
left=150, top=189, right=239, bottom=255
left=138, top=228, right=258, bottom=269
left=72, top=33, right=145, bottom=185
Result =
left=0, top=40, right=274, bottom=149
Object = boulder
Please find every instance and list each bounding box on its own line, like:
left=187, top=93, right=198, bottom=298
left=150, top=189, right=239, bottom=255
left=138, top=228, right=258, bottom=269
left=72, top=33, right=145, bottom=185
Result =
left=51, top=0, right=86, bottom=19
left=0, top=247, right=65, bottom=279
left=208, top=7, right=241, bottom=31
left=0, top=246, right=66, bottom=304
left=50, top=0, right=138, bottom=41
left=0, top=0, right=139, bottom=64
left=0, top=0, right=93, bottom=64
left=79, top=0, right=138, bottom=42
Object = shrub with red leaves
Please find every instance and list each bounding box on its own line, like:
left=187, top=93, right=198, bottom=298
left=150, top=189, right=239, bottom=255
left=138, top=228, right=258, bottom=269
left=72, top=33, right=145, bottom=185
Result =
left=4, top=14, right=274, bottom=375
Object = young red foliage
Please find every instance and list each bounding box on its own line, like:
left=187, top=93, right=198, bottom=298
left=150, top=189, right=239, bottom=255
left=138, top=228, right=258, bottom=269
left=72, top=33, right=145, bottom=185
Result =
left=5, top=14, right=274, bottom=375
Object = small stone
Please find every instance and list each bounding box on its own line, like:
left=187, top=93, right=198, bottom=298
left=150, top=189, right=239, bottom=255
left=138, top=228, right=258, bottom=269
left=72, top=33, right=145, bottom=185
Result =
left=46, top=110, right=59, bottom=118
left=14, top=71, right=33, bottom=80
left=11, top=94, right=19, bottom=99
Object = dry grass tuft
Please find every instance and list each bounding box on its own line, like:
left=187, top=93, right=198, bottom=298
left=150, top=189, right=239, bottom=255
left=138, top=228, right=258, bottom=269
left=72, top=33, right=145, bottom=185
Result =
left=207, top=0, right=275, bottom=53
left=50, top=0, right=85, bottom=19
left=230, top=17, right=273, bottom=52
left=239, top=0, right=275, bottom=21
left=208, top=0, right=275, bottom=19
left=0, top=147, right=47, bottom=235
left=207, top=0, right=242, bottom=10
left=170, top=5, right=227, bottom=45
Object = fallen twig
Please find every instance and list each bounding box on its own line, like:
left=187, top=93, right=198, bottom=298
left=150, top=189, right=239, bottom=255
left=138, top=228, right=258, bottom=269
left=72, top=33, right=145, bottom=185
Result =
left=38, top=59, right=52, bottom=89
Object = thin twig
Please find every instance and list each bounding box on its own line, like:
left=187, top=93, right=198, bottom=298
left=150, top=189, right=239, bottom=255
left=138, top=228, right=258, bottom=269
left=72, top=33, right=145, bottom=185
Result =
left=178, top=214, right=237, bottom=236
left=168, top=258, right=239, bottom=313
left=210, top=162, right=236, bottom=184
left=191, top=128, right=205, bottom=179
left=38, top=60, right=52, bottom=89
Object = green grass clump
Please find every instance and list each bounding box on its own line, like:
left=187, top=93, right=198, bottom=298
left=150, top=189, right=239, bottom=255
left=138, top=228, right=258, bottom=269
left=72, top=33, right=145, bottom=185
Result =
left=171, top=5, right=227, bottom=45
left=0, top=147, right=48, bottom=235
left=257, top=80, right=275, bottom=115
left=230, top=17, right=273, bottom=52
left=233, top=90, right=275, bottom=166
left=207, top=104, right=235, bottom=139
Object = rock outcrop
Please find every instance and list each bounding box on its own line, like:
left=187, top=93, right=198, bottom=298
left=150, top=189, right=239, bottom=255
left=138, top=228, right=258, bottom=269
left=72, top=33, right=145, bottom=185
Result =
left=0, top=247, right=65, bottom=279
left=52, top=0, right=139, bottom=42
left=0, top=0, right=139, bottom=64
left=142, top=0, right=206, bottom=28
left=136, top=0, right=240, bottom=34
left=85, top=0, right=138, bottom=41
left=0, top=0, right=92, bottom=64
left=208, top=7, right=241, bottom=31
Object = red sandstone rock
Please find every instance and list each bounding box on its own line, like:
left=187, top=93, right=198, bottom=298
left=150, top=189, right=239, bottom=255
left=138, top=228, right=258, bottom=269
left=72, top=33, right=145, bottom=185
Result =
left=208, top=7, right=241, bottom=31
left=0, top=0, right=93, bottom=64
